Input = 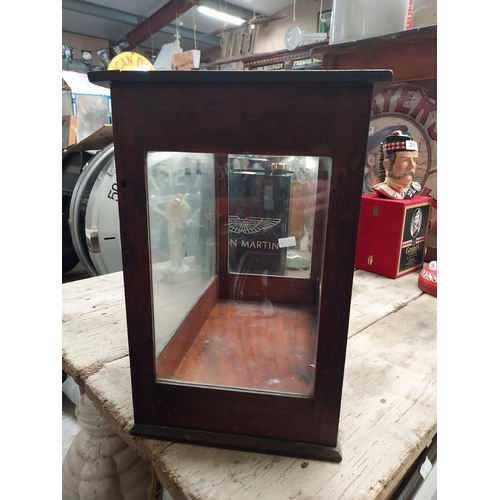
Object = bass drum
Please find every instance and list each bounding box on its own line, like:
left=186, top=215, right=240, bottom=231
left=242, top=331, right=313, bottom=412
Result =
left=68, top=144, right=213, bottom=276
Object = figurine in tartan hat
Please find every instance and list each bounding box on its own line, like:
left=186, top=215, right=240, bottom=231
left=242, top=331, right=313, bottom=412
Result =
left=371, top=130, right=422, bottom=200
left=363, top=125, right=410, bottom=193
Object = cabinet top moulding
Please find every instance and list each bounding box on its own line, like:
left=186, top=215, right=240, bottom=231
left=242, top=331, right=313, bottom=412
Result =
left=88, top=68, right=393, bottom=86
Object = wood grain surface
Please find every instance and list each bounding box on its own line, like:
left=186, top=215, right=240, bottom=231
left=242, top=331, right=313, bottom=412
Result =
left=63, top=269, right=436, bottom=499
left=157, top=300, right=318, bottom=395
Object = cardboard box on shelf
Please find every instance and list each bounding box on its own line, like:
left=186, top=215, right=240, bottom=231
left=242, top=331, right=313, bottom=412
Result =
left=65, top=124, right=113, bottom=153
left=62, top=115, right=77, bottom=149
left=62, top=70, right=111, bottom=144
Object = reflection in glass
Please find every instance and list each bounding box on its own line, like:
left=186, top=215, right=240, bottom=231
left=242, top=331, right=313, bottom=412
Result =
left=147, top=151, right=216, bottom=356
left=150, top=153, right=330, bottom=398
left=228, top=154, right=319, bottom=279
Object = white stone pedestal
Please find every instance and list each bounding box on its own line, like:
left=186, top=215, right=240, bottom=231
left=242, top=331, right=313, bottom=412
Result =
left=62, top=394, right=164, bottom=500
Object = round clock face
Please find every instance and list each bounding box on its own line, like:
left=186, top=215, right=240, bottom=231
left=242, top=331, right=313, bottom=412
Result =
left=69, top=144, right=115, bottom=276
left=285, top=26, right=302, bottom=50
left=69, top=145, right=213, bottom=276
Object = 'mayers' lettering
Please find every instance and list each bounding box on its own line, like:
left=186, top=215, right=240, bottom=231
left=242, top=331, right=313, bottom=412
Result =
left=371, top=84, right=437, bottom=141
left=395, top=86, right=419, bottom=114
left=427, top=122, right=437, bottom=141
left=411, top=90, right=437, bottom=124
left=372, top=86, right=399, bottom=114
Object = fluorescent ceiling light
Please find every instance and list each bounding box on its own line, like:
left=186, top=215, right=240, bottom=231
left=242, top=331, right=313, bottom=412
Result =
left=197, top=6, right=246, bottom=25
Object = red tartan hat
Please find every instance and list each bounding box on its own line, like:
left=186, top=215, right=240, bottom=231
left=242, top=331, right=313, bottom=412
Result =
left=382, top=130, right=418, bottom=153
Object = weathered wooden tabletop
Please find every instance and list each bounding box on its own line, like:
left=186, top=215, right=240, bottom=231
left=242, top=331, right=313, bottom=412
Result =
left=62, top=268, right=436, bottom=500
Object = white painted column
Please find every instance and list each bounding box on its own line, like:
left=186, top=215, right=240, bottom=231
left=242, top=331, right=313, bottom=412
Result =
left=62, top=393, right=164, bottom=500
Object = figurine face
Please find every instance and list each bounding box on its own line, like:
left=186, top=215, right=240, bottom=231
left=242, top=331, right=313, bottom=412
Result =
left=384, top=150, right=418, bottom=187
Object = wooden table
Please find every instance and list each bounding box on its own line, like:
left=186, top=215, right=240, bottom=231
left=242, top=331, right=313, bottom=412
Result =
left=62, top=268, right=436, bottom=500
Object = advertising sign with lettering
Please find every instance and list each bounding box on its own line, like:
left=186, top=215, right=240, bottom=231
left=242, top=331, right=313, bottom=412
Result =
left=365, top=84, right=437, bottom=235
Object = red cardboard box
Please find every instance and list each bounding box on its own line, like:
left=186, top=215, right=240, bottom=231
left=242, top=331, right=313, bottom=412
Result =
left=355, top=194, right=432, bottom=278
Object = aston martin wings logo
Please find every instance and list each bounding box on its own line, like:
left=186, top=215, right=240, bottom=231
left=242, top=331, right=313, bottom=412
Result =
left=229, top=216, right=281, bottom=234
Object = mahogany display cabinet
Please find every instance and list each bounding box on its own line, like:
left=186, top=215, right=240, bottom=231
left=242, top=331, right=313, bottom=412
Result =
left=88, top=69, right=393, bottom=462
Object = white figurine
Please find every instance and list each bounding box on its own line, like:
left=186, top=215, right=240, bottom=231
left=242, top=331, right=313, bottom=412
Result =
left=162, top=193, right=192, bottom=281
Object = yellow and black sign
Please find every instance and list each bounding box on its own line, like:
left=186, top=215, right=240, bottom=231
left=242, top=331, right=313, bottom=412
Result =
left=108, top=52, right=155, bottom=71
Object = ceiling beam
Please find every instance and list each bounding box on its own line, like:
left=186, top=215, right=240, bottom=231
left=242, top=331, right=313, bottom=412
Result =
left=62, top=0, right=221, bottom=46
left=124, top=0, right=198, bottom=50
